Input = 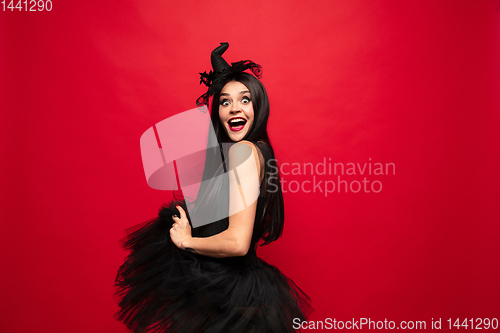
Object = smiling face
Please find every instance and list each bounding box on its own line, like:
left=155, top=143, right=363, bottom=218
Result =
left=218, top=80, right=255, bottom=142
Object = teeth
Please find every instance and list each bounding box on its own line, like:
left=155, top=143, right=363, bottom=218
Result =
left=229, top=118, right=246, bottom=124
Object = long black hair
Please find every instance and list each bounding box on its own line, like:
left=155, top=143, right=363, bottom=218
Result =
left=185, top=72, right=285, bottom=245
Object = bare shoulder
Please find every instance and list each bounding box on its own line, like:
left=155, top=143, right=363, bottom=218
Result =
left=229, top=140, right=265, bottom=181
left=231, top=140, right=256, bottom=148
left=230, top=141, right=263, bottom=160
left=229, top=140, right=257, bottom=153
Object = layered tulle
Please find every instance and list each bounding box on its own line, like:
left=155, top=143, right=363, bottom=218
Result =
left=115, top=201, right=313, bottom=333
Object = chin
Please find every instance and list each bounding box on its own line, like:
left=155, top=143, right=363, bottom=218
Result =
left=228, top=133, right=246, bottom=142
left=225, top=125, right=249, bottom=142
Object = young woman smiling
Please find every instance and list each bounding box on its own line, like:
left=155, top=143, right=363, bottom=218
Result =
left=115, top=43, right=313, bottom=333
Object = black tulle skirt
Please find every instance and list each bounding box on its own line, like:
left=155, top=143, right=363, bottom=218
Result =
left=114, top=201, right=313, bottom=333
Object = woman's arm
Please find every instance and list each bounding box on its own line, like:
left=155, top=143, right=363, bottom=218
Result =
left=170, top=141, right=262, bottom=258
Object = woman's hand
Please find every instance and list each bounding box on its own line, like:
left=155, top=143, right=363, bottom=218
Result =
left=170, top=206, right=192, bottom=250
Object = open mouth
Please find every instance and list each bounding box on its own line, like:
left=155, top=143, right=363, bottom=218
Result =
left=228, top=117, right=247, bottom=132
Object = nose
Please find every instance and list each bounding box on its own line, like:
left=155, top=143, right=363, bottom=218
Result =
left=230, top=107, right=242, bottom=114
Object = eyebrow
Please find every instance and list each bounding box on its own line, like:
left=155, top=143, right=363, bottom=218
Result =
left=220, top=90, right=251, bottom=97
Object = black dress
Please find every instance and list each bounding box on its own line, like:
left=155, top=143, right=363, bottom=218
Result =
left=114, top=142, right=313, bottom=333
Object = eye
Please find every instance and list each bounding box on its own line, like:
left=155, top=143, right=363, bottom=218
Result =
left=241, top=96, right=251, bottom=104
left=220, top=99, right=230, bottom=106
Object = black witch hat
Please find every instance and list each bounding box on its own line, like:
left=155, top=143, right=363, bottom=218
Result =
left=197, top=42, right=262, bottom=107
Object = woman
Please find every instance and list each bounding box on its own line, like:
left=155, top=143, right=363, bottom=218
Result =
left=115, top=42, right=313, bottom=332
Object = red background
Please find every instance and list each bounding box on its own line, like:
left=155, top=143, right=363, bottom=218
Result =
left=1, top=1, right=499, bottom=332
